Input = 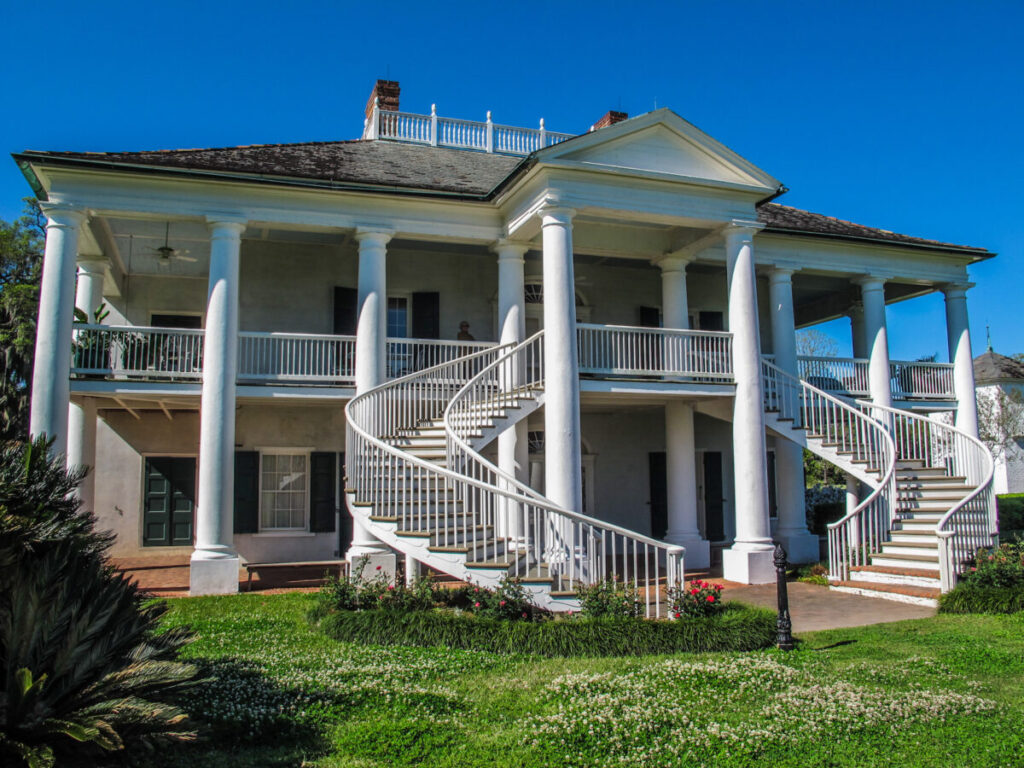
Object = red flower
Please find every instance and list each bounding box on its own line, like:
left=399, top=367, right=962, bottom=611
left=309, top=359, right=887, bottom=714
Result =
left=690, top=588, right=699, bottom=596
left=474, top=602, right=481, bottom=608
left=376, top=565, right=382, bottom=571
left=522, top=612, right=528, bottom=618
left=706, top=595, right=715, bottom=603
left=673, top=612, right=681, bottom=619
left=714, top=584, right=724, bottom=590
left=499, top=600, right=506, bottom=607
left=386, top=585, right=394, bottom=591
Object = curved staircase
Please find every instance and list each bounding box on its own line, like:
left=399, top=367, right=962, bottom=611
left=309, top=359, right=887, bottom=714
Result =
left=345, top=332, right=685, bottom=616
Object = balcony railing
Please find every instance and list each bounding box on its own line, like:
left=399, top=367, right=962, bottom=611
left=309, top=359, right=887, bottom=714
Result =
left=368, top=106, right=575, bottom=155
left=577, top=323, right=734, bottom=381
left=70, top=323, right=957, bottom=401
left=794, top=355, right=955, bottom=400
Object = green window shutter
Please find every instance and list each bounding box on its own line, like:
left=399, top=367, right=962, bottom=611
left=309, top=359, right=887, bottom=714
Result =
left=234, top=451, right=260, bottom=534
left=310, top=452, right=337, bottom=533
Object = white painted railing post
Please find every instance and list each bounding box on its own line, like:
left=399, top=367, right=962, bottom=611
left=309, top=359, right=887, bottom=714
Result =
left=539, top=118, right=546, bottom=149
left=723, top=220, right=775, bottom=584
left=485, top=111, right=494, bottom=153
left=369, top=97, right=380, bottom=140
left=430, top=104, right=438, bottom=147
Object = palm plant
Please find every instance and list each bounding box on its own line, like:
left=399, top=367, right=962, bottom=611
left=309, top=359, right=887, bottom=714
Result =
left=0, top=438, right=200, bottom=766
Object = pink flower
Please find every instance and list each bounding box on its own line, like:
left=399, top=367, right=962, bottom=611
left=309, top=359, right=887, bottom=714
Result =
left=386, top=585, right=394, bottom=591
left=474, top=602, right=481, bottom=608
left=499, top=600, right=506, bottom=606
left=690, top=588, right=699, bottom=596
left=706, top=595, right=715, bottom=603
left=522, top=612, right=528, bottom=618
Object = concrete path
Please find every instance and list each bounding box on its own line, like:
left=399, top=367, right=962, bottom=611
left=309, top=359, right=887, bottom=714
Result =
left=723, top=581, right=935, bottom=633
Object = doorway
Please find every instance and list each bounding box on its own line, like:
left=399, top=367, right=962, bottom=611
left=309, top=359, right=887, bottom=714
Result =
left=142, top=457, right=196, bottom=546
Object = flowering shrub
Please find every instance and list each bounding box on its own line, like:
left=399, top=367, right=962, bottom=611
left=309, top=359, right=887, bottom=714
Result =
left=465, top=576, right=538, bottom=621
left=574, top=578, right=642, bottom=618
left=962, top=541, right=1024, bottom=589
left=667, top=579, right=725, bottom=618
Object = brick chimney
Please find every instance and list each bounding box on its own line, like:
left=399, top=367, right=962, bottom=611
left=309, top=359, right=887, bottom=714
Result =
left=365, top=79, right=400, bottom=120
left=590, top=110, right=628, bottom=131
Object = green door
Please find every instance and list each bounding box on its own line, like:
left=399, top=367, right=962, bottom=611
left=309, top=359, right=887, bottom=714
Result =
left=143, top=457, right=196, bottom=546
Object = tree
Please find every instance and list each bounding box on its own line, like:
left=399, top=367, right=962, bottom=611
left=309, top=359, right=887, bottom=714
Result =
left=976, top=385, right=1024, bottom=459
left=0, top=199, right=44, bottom=440
left=795, top=328, right=839, bottom=359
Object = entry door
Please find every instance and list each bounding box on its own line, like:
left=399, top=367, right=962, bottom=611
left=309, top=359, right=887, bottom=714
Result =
left=143, top=457, right=196, bottom=546
left=701, top=451, right=725, bottom=542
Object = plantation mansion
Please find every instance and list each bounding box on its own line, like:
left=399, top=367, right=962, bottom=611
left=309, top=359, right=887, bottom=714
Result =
left=16, top=81, right=997, bottom=608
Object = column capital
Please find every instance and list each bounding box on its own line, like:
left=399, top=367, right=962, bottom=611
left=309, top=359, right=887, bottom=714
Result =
left=491, top=239, right=530, bottom=260
left=76, top=257, right=108, bottom=274
left=354, top=226, right=394, bottom=245
left=768, top=265, right=799, bottom=283
left=853, top=274, right=887, bottom=291
left=723, top=219, right=765, bottom=239
left=205, top=215, right=247, bottom=235
left=942, top=281, right=975, bottom=299
left=39, top=202, right=88, bottom=227
left=537, top=201, right=575, bottom=225
left=653, top=253, right=694, bottom=272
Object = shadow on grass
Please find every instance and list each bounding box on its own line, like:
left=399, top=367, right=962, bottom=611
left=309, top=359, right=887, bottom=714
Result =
left=809, top=639, right=858, bottom=651
left=140, top=658, right=335, bottom=768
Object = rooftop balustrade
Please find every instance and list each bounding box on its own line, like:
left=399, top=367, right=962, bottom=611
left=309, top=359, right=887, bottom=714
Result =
left=366, top=104, right=575, bottom=155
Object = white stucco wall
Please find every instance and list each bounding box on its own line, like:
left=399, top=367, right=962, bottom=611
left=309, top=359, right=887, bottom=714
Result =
left=91, top=402, right=348, bottom=563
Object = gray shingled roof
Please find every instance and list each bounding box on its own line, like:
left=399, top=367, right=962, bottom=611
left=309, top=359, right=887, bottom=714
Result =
left=758, top=203, right=989, bottom=254
left=974, top=350, right=1024, bottom=383
left=18, top=140, right=524, bottom=197
left=14, top=138, right=992, bottom=256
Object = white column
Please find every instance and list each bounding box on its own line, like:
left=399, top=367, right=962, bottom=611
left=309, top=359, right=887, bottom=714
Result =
left=664, top=401, right=708, bottom=567
left=848, top=301, right=868, bottom=360
left=354, top=229, right=391, bottom=393
left=495, top=241, right=530, bottom=537
left=191, top=217, right=245, bottom=596
left=30, top=205, right=86, bottom=456
left=348, top=228, right=393, bottom=560
left=846, top=473, right=861, bottom=549
left=944, top=283, right=979, bottom=438
left=659, top=257, right=690, bottom=329
left=540, top=205, right=583, bottom=514
left=722, top=221, right=775, bottom=584
left=768, top=267, right=819, bottom=563
left=857, top=276, right=892, bottom=409
left=66, top=259, right=106, bottom=510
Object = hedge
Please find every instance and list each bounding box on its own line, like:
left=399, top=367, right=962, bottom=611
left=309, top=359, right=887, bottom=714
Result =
left=317, top=603, right=777, bottom=657
left=997, top=494, right=1024, bottom=537
left=938, top=584, right=1024, bottom=615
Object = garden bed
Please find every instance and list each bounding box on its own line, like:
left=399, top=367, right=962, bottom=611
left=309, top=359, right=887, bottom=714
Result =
left=316, top=603, right=776, bottom=656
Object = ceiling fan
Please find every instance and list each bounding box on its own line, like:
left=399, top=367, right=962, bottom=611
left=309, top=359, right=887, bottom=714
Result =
left=146, top=222, right=197, bottom=264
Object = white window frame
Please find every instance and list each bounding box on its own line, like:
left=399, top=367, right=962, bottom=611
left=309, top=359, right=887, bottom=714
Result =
left=257, top=448, right=313, bottom=533
left=386, top=293, right=412, bottom=338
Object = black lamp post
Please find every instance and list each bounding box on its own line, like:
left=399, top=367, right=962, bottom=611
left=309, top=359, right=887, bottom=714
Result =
left=774, top=542, right=795, bottom=650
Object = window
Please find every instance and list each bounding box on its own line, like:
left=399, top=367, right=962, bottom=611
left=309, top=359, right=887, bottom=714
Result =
left=260, top=452, right=308, bottom=530
left=387, top=297, right=409, bottom=338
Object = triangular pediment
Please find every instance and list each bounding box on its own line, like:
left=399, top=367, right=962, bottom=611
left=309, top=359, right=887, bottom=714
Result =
left=537, top=109, right=779, bottom=192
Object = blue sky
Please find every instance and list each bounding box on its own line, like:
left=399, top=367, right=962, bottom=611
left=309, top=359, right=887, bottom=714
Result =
left=2, top=0, right=1021, bottom=359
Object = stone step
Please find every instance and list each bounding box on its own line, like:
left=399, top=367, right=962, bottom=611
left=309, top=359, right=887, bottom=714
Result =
left=849, top=564, right=941, bottom=589
left=829, top=579, right=939, bottom=608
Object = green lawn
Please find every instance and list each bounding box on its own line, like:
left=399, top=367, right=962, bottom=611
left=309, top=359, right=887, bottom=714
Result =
left=153, top=592, right=1024, bottom=768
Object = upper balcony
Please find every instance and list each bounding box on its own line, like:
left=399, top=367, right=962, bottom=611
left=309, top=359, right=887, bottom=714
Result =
left=70, top=322, right=956, bottom=403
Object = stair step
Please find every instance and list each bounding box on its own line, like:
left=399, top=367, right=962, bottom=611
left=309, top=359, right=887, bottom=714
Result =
left=397, top=525, right=494, bottom=545
left=889, top=530, right=940, bottom=544
left=829, top=580, right=939, bottom=607
left=851, top=563, right=941, bottom=579
left=871, top=552, right=940, bottom=569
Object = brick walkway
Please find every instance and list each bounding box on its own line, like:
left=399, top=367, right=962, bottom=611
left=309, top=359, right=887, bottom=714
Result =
left=112, top=556, right=334, bottom=598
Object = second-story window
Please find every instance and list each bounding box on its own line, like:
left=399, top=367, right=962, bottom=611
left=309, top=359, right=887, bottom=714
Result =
left=387, top=297, right=409, bottom=338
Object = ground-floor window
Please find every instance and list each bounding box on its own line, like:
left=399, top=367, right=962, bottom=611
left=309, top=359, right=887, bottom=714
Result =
left=260, top=452, right=309, bottom=530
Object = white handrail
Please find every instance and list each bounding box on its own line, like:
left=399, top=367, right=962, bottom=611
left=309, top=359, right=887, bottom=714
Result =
left=71, top=323, right=205, bottom=380
left=761, top=359, right=897, bottom=583
left=374, top=108, right=574, bottom=155
left=857, top=401, right=995, bottom=591
left=443, top=331, right=684, bottom=616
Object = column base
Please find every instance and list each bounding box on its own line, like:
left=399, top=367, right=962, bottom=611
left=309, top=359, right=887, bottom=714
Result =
left=664, top=532, right=711, bottom=570
left=189, top=551, right=240, bottom=596
left=722, top=545, right=775, bottom=584
left=774, top=530, right=821, bottom=565
left=347, top=549, right=398, bottom=584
